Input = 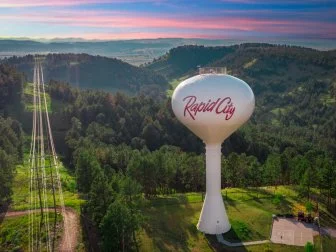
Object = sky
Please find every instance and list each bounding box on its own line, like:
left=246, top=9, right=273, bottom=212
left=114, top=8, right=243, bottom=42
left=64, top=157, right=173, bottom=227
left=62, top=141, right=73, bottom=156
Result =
left=0, top=0, right=335, bottom=40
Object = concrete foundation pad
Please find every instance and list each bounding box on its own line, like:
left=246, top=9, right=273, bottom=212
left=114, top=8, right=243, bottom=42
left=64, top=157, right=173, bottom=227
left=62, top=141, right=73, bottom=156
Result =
left=271, top=218, right=319, bottom=246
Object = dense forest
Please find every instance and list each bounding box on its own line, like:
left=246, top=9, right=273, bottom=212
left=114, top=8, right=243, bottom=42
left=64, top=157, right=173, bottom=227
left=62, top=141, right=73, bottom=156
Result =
left=0, top=43, right=336, bottom=250
left=0, top=65, right=24, bottom=207
left=47, top=76, right=335, bottom=191
left=46, top=81, right=335, bottom=250
left=3, top=54, right=168, bottom=94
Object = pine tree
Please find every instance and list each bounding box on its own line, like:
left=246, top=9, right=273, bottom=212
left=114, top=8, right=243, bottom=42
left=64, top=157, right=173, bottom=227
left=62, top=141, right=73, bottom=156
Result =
left=87, top=170, right=114, bottom=225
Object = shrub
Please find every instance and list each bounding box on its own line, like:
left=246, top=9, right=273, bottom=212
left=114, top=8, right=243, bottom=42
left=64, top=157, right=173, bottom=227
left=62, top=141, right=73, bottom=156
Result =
left=232, top=220, right=251, bottom=240
left=305, top=201, right=314, bottom=213
left=272, top=193, right=283, bottom=205
left=305, top=241, right=314, bottom=252
left=264, top=243, right=273, bottom=252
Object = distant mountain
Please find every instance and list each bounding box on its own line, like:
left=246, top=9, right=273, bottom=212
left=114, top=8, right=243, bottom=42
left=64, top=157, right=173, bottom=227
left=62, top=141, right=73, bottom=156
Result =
left=3, top=53, right=167, bottom=94
left=0, top=38, right=224, bottom=65
left=1, top=38, right=335, bottom=66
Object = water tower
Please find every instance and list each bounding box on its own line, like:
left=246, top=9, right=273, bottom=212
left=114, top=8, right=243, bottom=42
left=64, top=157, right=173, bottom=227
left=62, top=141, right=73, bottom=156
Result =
left=171, top=67, right=255, bottom=234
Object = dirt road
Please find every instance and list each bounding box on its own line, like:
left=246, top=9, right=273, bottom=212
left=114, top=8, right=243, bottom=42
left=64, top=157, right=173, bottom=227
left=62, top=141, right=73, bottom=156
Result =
left=59, top=208, right=79, bottom=252
left=3, top=207, right=79, bottom=252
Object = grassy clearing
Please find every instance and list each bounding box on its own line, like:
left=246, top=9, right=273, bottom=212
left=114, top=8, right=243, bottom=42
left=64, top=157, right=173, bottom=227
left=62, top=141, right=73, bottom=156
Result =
left=139, top=200, right=209, bottom=252
left=3, top=82, right=85, bottom=251
left=243, top=58, right=258, bottom=69
left=11, top=157, right=84, bottom=212
left=5, top=154, right=84, bottom=250
left=0, top=213, right=62, bottom=251
left=166, top=75, right=190, bottom=97
left=24, top=82, right=52, bottom=112
left=14, top=84, right=83, bottom=212
left=271, top=107, right=288, bottom=116
left=138, top=186, right=336, bottom=252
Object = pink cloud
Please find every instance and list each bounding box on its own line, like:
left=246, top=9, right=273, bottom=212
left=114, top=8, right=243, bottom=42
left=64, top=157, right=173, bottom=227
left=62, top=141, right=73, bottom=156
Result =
left=30, top=32, right=213, bottom=40
left=221, top=0, right=332, bottom=3
left=0, top=0, right=164, bottom=8
left=1, top=8, right=334, bottom=39
left=1, top=11, right=334, bottom=35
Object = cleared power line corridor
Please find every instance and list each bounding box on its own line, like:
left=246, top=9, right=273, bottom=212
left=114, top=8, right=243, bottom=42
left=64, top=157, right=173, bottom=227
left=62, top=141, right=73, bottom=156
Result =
left=28, top=57, right=71, bottom=252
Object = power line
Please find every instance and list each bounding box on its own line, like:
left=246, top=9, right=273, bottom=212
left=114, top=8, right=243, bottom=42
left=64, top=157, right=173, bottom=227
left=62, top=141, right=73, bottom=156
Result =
left=28, top=57, right=71, bottom=252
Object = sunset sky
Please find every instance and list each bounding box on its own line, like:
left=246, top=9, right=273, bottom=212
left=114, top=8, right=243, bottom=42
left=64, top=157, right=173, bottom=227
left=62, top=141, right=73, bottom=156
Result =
left=0, top=0, right=335, bottom=40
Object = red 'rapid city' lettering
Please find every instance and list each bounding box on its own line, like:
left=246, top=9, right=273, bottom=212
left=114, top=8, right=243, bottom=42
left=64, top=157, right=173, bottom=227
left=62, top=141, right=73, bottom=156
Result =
left=183, top=95, right=235, bottom=120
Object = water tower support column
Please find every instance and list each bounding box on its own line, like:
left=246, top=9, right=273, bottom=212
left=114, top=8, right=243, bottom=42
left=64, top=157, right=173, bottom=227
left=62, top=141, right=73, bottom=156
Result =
left=197, top=143, right=231, bottom=234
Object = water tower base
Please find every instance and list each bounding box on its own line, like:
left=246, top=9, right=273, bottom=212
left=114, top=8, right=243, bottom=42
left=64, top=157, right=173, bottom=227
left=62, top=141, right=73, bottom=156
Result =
left=197, top=194, right=231, bottom=234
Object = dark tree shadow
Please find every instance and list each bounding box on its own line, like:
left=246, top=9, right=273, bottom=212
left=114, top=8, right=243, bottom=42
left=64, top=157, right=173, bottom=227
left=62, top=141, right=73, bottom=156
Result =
left=205, top=234, right=248, bottom=252
left=0, top=202, right=9, bottom=225
left=80, top=207, right=101, bottom=252
left=141, top=194, right=201, bottom=251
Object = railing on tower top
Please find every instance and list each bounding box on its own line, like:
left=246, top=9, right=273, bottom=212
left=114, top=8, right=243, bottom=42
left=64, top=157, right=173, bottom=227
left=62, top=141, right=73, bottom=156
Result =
left=199, top=67, right=227, bottom=74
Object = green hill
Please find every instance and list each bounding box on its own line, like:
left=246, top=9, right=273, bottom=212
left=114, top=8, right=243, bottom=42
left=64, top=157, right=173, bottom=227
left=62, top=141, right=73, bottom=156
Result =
left=147, top=44, right=336, bottom=81
left=147, top=44, right=336, bottom=99
left=3, top=54, right=168, bottom=94
left=147, top=44, right=336, bottom=154
left=146, top=45, right=235, bottom=79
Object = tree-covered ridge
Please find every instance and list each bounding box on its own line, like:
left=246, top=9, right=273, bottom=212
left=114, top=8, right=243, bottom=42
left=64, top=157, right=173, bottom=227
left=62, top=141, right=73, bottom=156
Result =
left=146, top=45, right=235, bottom=79
left=147, top=43, right=336, bottom=79
left=0, top=64, right=24, bottom=111
left=3, top=53, right=168, bottom=94
left=147, top=44, right=336, bottom=154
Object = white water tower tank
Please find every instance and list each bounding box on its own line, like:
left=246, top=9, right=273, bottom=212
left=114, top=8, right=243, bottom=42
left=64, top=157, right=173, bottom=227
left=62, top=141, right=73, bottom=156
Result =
left=171, top=67, right=255, bottom=234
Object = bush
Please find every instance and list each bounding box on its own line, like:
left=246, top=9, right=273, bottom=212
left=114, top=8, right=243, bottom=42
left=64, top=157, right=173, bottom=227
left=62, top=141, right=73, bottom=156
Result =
left=272, top=193, right=283, bottom=205
left=305, top=241, right=314, bottom=252
left=63, top=178, right=77, bottom=193
left=305, top=201, right=314, bottom=213
left=264, top=243, right=273, bottom=252
left=232, top=220, right=251, bottom=240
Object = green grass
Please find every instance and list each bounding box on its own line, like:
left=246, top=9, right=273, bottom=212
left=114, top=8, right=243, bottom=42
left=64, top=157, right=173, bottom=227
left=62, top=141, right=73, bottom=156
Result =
left=271, top=107, right=288, bottom=116
left=243, top=58, right=258, bottom=69
left=11, top=158, right=84, bottom=212
left=138, top=186, right=336, bottom=252
left=314, top=235, right=336, bottom=252
left=3, top=153, right=84, bottom=251
left=206, top=235, right=304, bottom=252
left=20, top=83, right=83, bottom=212
left=166, top=75, right=190, bottom=97
left=0, top=213, right=62, bottom=251
left=24, top=82, right=52, bottom=112
left=223, top=187, right=291, bottom=243
left=139, top=200, right=210, bottom=252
